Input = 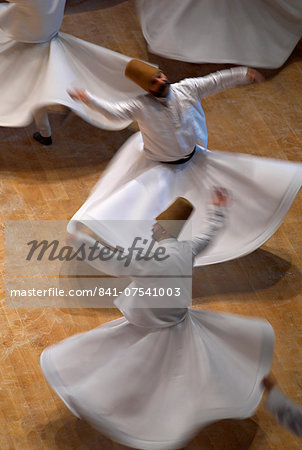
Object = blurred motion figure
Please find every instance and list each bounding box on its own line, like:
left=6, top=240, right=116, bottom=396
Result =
left=67, top=59, right=302, bottom=267
left=0, top=0, right=143, bottom=145
left=41, top=191, right=278, bottom=449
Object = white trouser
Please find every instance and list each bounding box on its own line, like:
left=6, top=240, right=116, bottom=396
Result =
left=265, top=387, right=302, bottom=437
left=33, top=108, right=51, bottom=137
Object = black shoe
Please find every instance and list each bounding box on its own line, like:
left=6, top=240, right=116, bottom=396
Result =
left=33, top=132, right=52, bottom=146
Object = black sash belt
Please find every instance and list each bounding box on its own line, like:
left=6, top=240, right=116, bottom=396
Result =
left=160, top=146, right=196, bottom=165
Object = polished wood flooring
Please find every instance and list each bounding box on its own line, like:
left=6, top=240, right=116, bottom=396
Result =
left=0, top=1, right=301, bottom=448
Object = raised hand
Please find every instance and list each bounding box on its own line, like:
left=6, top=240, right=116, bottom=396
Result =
left=210, top=187, right=230, bottom=207
left=67, top=88, right=89, bottom=102
left=246, top=68, right=265, bottom=83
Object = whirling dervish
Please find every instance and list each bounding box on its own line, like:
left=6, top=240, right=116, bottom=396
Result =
left=0, top=0, right=143, bottom=144
left=68, top=59, right=302, bottom=266
left=41, top=193, right=302, bottom=448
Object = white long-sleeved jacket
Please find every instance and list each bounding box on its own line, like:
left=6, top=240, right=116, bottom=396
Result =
left=85, top=67, right=248, bottom=162
left=72, top=204, right=227, bottom=327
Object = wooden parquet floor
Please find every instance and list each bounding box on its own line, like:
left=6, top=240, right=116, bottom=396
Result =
left=0, top=1, right=301, bottom=449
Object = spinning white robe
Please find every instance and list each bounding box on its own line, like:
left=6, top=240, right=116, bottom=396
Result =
left=68, top=68, right=302, bottom=267
left=137, top=0, right=302, bottom=68
left=0, top=0, right=143, bottom=129
left=41, top=206, right=275, bottom=449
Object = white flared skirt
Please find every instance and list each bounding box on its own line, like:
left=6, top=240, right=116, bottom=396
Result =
left=137, top=0, right=302, bottom=68
left=41, top=308, right=274, bottom=449
left=68, top=132, right=302, bottom=267
left=0, top=25, right=143, bottom=130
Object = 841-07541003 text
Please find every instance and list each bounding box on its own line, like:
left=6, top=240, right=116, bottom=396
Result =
left=100, top=287, right=181, bottom=297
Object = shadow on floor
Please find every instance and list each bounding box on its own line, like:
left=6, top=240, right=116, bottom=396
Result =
left=0, top=111, right=135, bottom=179
left=193, top=247, right=301, bottom=301
left=65, top=0, right=128, bottom=15
left=42, top=413, right=262, bottom=450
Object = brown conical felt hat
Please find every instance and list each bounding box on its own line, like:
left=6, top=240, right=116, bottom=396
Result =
left=156, top=197, right=194, bottom=238
left=125, top=59, right=160, bottom=92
